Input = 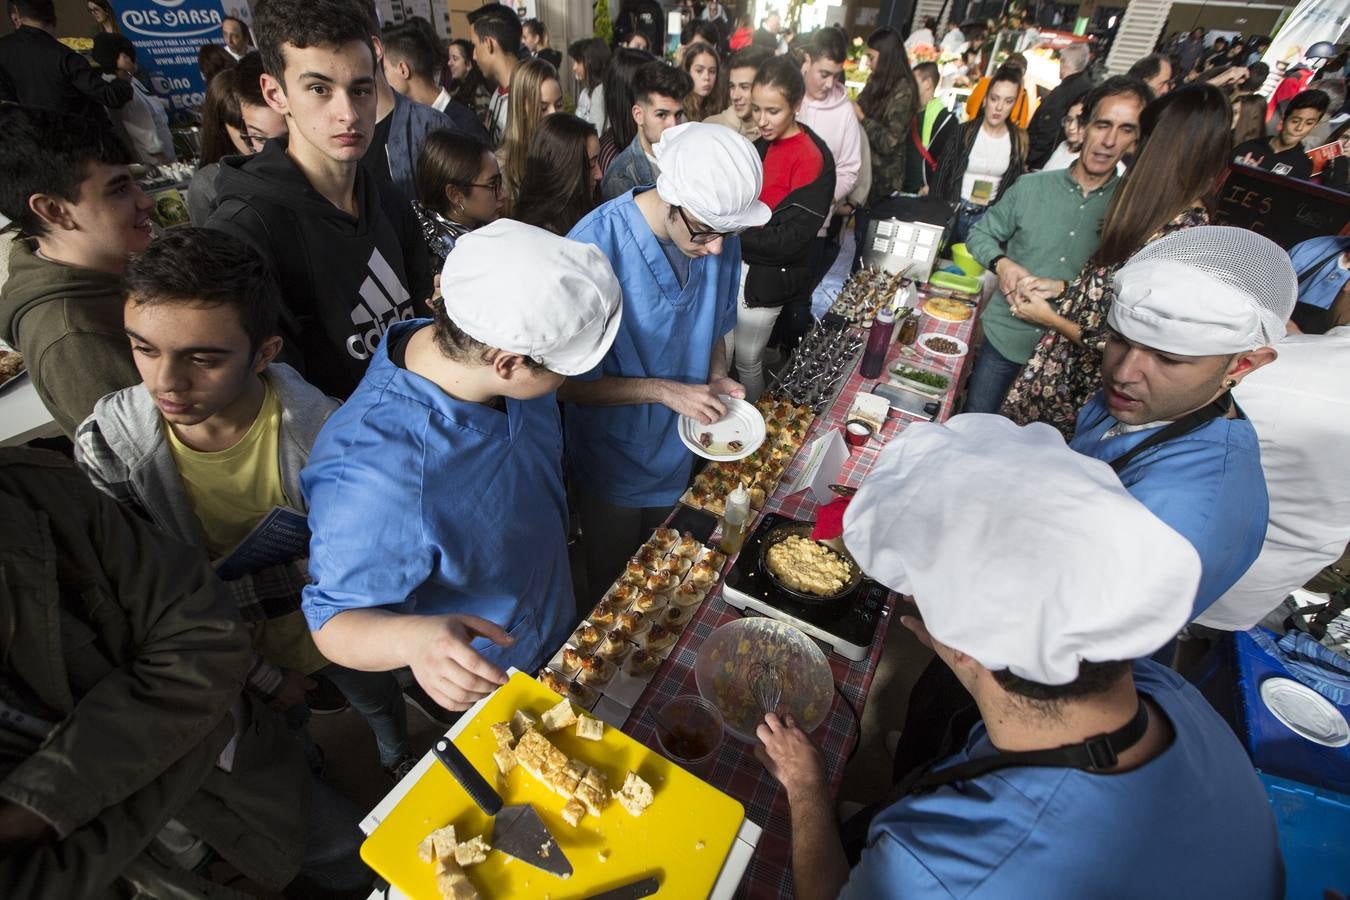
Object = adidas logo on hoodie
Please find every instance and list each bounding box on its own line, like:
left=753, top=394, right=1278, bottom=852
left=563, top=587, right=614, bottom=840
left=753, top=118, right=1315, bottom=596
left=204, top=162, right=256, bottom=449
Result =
left=348, top=248, right=417, bottom=361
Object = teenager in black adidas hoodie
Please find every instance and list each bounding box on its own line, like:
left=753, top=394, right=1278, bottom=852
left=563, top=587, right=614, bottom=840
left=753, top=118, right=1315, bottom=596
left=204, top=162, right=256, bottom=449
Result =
left=207, top=0, right=432, bottom=399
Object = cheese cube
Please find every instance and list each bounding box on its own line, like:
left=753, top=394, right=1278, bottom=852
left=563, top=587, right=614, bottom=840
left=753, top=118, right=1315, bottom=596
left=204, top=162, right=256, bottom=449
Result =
left=431, top=825, right=458, bottom=860
left=574, top=782, right=608, bottom=817
left=552, top=771, right=581, bottom=798
left=454, top=835, right=491, bottom=866
left=540, top=698, right=577, bottom=733
left=436, top=858, right=479, bottom=900
left=561, top=799, right=586, bottom=827
left=490, top=721, right=516, bottom=749
left=492, top=748, right=517, bottom=775
left=617, top=771, right=653, bottom=817
left=510, top=709, right=540, bottom=739
left=516, top=730, right=551, bottom=758
left=574, top=715, right=604, bottom=741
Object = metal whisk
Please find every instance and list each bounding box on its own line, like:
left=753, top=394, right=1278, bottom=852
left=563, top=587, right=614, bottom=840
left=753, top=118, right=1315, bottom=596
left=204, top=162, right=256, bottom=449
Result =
left=749, top=660, right=784, bottom=716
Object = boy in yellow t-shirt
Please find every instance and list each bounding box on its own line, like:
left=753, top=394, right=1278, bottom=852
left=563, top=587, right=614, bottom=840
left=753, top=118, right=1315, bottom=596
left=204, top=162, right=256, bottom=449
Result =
left=76, top=227, right=414, bottom=778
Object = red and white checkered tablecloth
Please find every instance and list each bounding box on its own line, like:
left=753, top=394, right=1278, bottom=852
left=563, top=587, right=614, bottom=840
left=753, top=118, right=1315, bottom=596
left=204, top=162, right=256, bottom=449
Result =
left=622, top=302, right=976, bottom=899
left=773, top=305, right=976, bottom=523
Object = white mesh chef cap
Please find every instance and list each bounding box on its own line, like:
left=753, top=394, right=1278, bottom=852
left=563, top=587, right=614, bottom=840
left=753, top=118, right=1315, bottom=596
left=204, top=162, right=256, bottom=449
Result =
left=1108, top=225, right=1298, bottom=356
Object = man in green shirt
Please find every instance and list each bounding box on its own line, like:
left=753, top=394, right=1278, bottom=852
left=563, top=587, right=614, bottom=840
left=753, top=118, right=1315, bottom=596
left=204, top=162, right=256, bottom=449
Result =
left=965, top=77, right=1149, bottom=414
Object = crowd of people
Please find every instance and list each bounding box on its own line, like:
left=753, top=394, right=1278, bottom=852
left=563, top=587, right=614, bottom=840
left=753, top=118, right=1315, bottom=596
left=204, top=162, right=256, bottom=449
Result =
left=0, top=0, right=1346, bottom=895
left=1130, top=27, right=1350, bottom=189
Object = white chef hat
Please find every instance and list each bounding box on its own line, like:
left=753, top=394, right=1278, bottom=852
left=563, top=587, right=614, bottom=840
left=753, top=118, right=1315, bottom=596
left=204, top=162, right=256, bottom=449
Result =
left=654, top=123, right=772, bottom=233
left=842, top=415, right=1200, bottom=685
left=440, top=219, right=623, bottom=377
left=1108, top=225, right=1298, bottom=356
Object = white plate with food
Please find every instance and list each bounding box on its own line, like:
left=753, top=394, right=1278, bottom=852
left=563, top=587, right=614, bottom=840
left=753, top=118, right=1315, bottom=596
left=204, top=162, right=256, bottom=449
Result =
left=1259, top=677, right=1350, bottom=748
left=916, top=332, right=969, bottom=360
left=678, top=395, right=766, bottom=461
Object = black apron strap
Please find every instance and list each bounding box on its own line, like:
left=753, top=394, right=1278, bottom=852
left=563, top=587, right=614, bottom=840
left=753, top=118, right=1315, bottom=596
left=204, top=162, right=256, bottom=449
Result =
left=1107, top=393, right=1234, bottom=474
left=1296, top=246, right=1346, bottom=286
left=841, top=696, right=1151, bottom=862
left=908, top=698, right=1151, bottom=795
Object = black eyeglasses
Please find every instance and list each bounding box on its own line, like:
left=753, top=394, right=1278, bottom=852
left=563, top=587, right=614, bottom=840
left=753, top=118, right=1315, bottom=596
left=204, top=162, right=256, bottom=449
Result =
left=458, top=174, right=505, bottom=195
left=676, top=206, right=737, bottom=245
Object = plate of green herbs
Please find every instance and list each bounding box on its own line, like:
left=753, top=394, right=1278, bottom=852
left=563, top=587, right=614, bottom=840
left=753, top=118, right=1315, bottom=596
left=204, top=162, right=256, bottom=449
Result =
left=888, top=363, right=951, bottom=397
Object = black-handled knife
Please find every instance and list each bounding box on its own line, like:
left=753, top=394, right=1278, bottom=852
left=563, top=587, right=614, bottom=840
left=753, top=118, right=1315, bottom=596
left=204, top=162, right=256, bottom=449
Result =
left=585, top=875, right=661, bottom=899
left=432, top=737, right=503, bottom=816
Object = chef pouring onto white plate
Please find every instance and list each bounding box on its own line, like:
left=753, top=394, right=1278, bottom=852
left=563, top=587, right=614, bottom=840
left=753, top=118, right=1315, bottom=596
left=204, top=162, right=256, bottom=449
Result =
left=754, top=414, right=1283, bottom=899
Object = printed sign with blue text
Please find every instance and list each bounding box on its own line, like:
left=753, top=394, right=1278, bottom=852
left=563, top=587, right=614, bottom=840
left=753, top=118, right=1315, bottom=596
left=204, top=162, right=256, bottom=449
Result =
left=113, top=0, right=226, bottom=119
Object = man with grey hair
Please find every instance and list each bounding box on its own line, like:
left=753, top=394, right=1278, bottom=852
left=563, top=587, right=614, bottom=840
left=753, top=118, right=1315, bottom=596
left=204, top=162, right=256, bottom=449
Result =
left=1027, top=42, right=1093, bottom=169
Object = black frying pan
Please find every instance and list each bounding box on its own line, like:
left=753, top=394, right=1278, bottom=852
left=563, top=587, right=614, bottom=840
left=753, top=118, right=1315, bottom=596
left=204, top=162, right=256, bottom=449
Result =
left=758, top=522, right=863, bottom=605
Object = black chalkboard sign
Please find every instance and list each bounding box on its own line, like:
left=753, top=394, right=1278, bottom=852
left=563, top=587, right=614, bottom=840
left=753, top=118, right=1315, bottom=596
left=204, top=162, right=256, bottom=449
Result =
left=1214, top=164, right=1350, bottom=250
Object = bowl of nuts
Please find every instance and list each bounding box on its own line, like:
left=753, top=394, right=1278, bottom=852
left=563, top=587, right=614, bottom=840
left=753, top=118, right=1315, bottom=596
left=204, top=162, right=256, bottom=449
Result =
left=917, top=333, right=969, bottom=360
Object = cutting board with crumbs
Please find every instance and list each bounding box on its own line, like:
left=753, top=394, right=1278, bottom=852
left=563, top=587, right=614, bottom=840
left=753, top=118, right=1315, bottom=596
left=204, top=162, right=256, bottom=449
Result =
left=361, top=673, right=745, bottom=899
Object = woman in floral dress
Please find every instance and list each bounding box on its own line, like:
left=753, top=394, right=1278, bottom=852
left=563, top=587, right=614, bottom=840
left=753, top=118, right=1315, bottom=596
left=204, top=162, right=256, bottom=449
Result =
left=1000, top=84, right=1235, bottom=437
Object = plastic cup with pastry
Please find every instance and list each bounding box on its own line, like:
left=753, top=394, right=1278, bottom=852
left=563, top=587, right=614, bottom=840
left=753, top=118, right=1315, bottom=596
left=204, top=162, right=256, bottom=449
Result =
left=654, top=695, right=724, bottom=770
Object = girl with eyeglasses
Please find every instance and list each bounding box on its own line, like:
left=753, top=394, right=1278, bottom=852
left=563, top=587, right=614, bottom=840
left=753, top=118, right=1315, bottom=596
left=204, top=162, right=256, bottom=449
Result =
left=727, top=56, right=836, bottom=402
left=85, top=0, right=119, bottom=33
left=188, top=55, right=287, bottom=225
left=1042, top=98, right=1087, bottom=171
left=413, top=130, right=505, bottom=265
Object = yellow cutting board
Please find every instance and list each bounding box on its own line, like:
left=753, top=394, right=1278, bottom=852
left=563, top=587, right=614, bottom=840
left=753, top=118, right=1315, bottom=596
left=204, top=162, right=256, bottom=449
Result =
left=361, top=673, right=746, bottom=899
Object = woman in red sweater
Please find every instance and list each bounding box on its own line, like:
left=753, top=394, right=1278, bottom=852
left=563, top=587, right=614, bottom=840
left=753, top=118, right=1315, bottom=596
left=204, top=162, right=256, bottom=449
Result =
left=727, top=56, right=835, bottom=401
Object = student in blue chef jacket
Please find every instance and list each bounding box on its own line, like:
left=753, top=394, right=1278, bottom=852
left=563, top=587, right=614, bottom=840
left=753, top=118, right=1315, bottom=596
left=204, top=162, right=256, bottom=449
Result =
left=1287, top=234, right=1350, bottom=332
left=560, top=122, right=772, bottom=600
left=756, top=415, right=1283, bottom=900
left=1065, top=226, right=1299, bottom=620
left=300, top=220, right=623, bottom=715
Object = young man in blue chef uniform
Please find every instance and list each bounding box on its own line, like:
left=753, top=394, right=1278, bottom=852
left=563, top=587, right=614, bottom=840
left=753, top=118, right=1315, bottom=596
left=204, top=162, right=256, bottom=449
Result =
left=757, top=415, right=1283, bottom=899
left=300, top=220, right=623, bottom=714
left=560, top=122, right=771, bottom=600
left=1065, top=226, right=1298, bottom=619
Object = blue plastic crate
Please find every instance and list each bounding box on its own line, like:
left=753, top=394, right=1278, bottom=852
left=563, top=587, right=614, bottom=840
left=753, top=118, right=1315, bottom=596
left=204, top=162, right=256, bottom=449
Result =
left=1234, top=630, right=1350, bottom=793
left=1259, top=773, right=1350, bottom=899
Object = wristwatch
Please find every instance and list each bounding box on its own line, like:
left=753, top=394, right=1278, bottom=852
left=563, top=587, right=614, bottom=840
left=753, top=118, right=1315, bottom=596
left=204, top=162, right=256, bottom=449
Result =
left=988, top=254, right=1008, bottom=273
